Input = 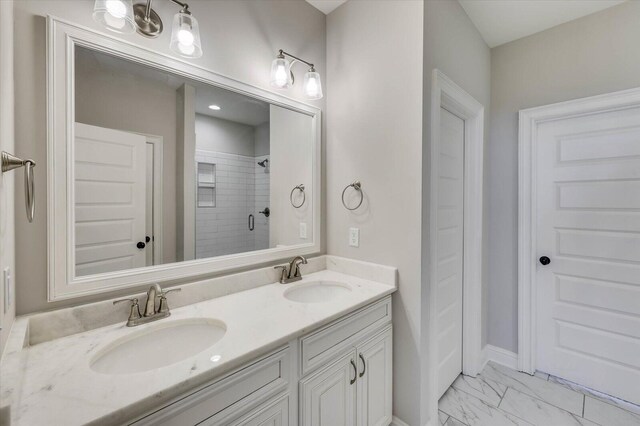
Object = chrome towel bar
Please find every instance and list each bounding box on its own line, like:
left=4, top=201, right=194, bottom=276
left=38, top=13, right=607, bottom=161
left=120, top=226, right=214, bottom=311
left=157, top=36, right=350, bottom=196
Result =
left=1, top=151, right=36, bottom=223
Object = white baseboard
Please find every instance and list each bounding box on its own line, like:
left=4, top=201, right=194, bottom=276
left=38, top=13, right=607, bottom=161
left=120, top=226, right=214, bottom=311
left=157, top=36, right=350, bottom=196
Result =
left=391, top=415, right=410, bottom=426
left=481, top=344, right=518, bottom=371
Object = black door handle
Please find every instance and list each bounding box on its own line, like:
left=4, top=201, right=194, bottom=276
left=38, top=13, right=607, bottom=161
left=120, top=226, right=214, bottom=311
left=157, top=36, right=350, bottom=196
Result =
left=259, top=207, right=270, bottom=217
left=539, top=256, right=550, bottom=265
left=137, top=241, right=146, bottom=249
left=145, top=236, right=151, bottom=243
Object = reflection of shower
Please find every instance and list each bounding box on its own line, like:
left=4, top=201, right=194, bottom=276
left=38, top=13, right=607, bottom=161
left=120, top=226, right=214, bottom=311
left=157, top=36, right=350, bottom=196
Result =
left=257, top=158, right=269, bottom=167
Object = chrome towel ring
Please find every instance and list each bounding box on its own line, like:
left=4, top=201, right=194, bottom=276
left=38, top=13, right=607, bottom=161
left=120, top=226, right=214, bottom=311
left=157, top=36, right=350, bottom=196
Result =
left=341, top=181, right=363, bottom=211
left=290, top=184, right=306, bottom=208
left=2, top=151, right=36, bottom=223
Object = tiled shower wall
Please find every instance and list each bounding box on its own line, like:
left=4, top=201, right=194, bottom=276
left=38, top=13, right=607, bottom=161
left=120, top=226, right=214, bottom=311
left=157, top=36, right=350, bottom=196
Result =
left=195, top=151, right=270, bottom=259
left=254, top=157, right=270, bottom=250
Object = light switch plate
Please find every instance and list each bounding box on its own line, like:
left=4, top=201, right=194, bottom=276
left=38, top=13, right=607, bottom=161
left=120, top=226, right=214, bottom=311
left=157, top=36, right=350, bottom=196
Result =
left=3, top=268, right=11, bottom=314
left=349, top=227, right=360, bottom=247
left=299, top=222, right=307, bottom=239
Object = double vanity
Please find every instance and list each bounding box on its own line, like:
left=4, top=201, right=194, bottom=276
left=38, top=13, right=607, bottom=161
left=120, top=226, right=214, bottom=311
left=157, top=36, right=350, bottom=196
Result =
left=1, top=15, right=395, bottom=426
left=0, top=256, right=396, bottom=425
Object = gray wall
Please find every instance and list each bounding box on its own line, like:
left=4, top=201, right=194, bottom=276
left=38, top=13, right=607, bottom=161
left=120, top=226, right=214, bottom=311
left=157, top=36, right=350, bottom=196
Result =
left=421, top=0, right=491, bottom=421
left=254, top=122, right=270, bottom=157
left=0, top=2, right=15, bottom=355
left=13, top=0, right=325, bottom=315
left=326, top=1, right=424, bottom=424
left=269, top=105, right=313, bottom=248
left=195, top=114, right=256, bottom=156
left=488, top=0, right=640, bottom=352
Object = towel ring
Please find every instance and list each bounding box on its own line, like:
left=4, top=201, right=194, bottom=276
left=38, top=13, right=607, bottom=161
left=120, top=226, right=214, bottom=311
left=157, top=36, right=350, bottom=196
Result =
left=290, top=184, right=306, bottom=208
left=341, top=181, right=363, bottom=211
left=2, top=151, right=36, bottom=223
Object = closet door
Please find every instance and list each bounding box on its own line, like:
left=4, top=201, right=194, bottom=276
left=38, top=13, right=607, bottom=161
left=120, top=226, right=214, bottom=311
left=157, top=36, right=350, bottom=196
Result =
left=436, top=108, right=465, bottom=398
left=534, top=104, right=640, bottom=405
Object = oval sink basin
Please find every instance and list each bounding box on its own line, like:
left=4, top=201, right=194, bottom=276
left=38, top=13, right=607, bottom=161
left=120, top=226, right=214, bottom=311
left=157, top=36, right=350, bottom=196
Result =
left=91, top=318, right=226, bottom=375
left=284, top=281, right=352, bottom=303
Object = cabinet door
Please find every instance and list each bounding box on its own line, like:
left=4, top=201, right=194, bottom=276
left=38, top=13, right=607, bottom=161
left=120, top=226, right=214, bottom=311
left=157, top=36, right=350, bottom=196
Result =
left=300, top=351, right=357, bottom=426
left=356, top=327, right=393, bottom=426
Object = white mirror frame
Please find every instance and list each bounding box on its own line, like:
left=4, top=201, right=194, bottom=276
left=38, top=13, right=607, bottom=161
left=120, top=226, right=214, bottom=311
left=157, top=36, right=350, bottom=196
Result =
left=47, top=16, right=322, bottom=301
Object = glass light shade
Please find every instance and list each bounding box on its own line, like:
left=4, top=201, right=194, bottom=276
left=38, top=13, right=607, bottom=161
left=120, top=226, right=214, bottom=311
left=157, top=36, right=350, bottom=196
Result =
left=170, top=11, right=203, bottom=58
left=270, top=57, right=292, bottom=89
left=303, top=70, right=323, bottom=100
left=93, top=0, right=135, bottom=34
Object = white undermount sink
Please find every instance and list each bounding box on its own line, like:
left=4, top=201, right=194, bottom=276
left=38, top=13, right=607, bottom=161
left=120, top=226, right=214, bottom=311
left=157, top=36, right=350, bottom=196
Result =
left=283, top=281, right=352, bottom=303
left=90, top=318, right=226, bottom=374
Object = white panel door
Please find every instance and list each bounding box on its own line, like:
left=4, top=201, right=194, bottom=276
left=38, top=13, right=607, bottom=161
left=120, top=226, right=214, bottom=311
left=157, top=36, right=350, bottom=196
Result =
left=356, top=327, right=392, bottom=426
left=74, top=122, right=147, bottom=276
left=535, top=106, right=640, bottom=405
left=300, top=351, right=357, bottom=426
left=436, top=108, right=465, bottom=398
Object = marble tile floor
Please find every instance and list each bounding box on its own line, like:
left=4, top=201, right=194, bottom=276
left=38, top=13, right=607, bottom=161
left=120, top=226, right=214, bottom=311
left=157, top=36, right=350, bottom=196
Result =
left=438, top=361, right=640, bottom=426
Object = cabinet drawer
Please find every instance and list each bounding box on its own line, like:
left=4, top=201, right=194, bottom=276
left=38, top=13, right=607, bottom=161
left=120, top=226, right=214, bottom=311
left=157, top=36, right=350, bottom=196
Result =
left=226, top=394, right=289, bottom=426
left=300, top=296, right=391, bottom=376
left=131, top=347, right=290, bottom=426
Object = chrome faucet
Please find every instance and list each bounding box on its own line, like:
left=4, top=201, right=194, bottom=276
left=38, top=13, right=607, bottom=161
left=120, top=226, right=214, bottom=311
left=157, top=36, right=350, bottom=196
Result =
left=274, top=255, right=308, bottom=284
left=114, top=284, right=181, bottom=327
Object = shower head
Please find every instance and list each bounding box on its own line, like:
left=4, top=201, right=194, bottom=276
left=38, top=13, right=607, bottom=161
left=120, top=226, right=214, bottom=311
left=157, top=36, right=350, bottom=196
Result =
left=257, top=158, right=269, bottom=168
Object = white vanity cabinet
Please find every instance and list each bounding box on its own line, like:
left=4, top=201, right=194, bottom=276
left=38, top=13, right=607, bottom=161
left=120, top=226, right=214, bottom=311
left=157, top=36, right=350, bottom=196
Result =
left=129, top=296, right=392, bottom=426
left=298, top=297, right=393, bottom=426
left=356, top=326, right=393, bottom=426
left=299, top=327, right=392, bottom=426
left=130, top=349, right=291, bottom=426
left=300, top=351, right=358, bottom=425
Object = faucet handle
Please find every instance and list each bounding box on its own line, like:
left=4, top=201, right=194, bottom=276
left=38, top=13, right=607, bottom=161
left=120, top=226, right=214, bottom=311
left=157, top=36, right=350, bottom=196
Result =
left=158, top=288, right=181, bottom=314
left=113, top=298, right=142, bottom=323
left=160, top=287, right=181, bottom=297
left=274, top=265, right=288, bottom=283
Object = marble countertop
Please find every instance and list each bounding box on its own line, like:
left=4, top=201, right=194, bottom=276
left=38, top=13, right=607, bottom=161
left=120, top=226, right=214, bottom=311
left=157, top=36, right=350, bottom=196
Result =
left=0, top=259, right=396, bottom=426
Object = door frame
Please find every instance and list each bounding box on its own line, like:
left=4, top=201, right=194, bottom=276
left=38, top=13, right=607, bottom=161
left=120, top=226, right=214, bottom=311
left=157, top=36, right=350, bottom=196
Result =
left=141, top=134, right=164, bottom=266
left=428, top=69, right=485, bottom=410
left=517, top=86, right=640, bottom=374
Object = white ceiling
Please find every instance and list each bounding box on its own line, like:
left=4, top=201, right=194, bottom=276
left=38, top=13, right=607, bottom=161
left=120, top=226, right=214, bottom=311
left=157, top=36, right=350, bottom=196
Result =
left=305, top=0, right=347, bottom=15
left=459, top=0, right=626, bottom=47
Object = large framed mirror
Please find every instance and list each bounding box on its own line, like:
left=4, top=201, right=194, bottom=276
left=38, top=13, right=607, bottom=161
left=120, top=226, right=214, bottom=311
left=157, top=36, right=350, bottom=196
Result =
left=47, top=17, right=321, bottom=301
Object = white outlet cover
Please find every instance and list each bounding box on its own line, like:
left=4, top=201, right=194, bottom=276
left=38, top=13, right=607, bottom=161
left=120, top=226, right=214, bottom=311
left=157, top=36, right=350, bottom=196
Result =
left=3, top=268, right=11, bottom=313
left=299, top=222, right=308, bottom=239
left=349, top=227, right=360, bottom=247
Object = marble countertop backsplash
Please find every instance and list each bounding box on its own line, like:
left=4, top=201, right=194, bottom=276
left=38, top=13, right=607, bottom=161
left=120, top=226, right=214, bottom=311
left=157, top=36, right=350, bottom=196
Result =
left=0, top=255, right=397, bottom=426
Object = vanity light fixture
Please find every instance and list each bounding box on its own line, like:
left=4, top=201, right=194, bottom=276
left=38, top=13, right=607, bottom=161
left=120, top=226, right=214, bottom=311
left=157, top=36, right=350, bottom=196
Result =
left=208, top=104, right=221, bottom=111
left=93, top=0, right=203, bottom=58
left=270, top=50, right=323, bottom=100
left=93, top=0, right=136, bottom=34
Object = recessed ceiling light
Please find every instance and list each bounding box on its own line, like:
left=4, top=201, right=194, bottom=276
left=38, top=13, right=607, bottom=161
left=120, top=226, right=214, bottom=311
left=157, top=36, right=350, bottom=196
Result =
left=208, top=104, right=221, bottom=111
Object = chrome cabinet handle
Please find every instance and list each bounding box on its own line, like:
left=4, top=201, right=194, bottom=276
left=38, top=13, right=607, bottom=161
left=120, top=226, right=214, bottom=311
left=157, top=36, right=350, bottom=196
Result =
left=358, top=353, right=366, bottom=378
left=350, top=359, right=357, bottom=385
